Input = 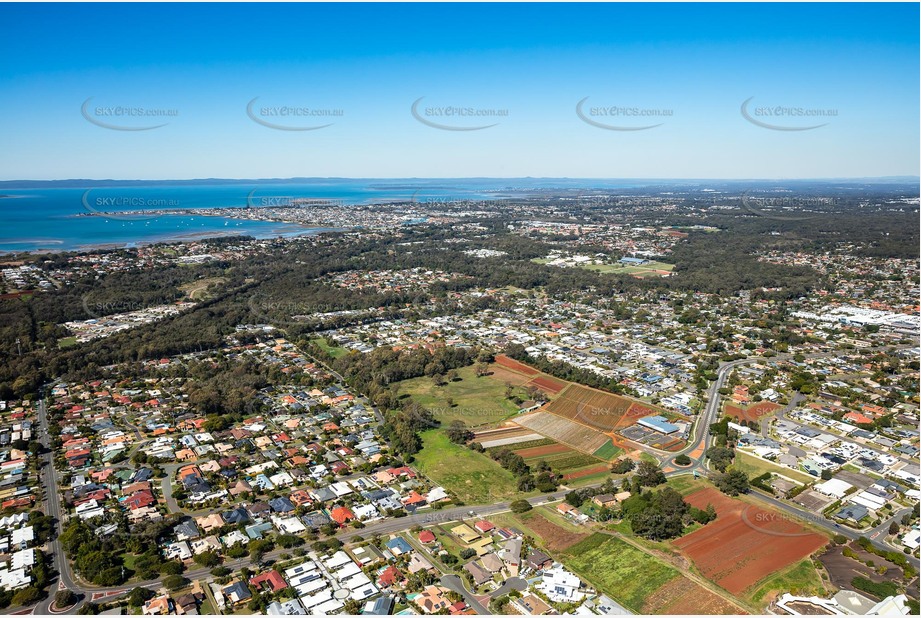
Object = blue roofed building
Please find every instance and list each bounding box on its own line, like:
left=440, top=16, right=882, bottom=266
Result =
left=637, top=415, right=678, bottom=435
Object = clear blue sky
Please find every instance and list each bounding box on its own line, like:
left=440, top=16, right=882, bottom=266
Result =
left=0, top=3, right=917, bottom=180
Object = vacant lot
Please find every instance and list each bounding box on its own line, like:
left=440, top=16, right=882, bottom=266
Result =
left=561, top=534, right=740, bottom=614
left=746, top=558, right=828, bottom=606
left=645, top=575, right=746, bottom=614
left=400, top=363, right=529, bottom=426
left=561, top=534, right=679, bottom=612
left=724, top=401, right=781, bottom=423
left=733, top=452, right=813, bottom=485
left=414, top=430, right=521, bottom=504
left=517, top=509, right=589, bottom=552
left=674, top=488, right=828, bottom=595
left=818, top=544, right=906, bottom=594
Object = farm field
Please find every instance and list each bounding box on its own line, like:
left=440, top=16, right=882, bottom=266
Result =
left=543, top=382, right=672, bottom=432
left=724, top=401, right=782, bottom=423
left=560, top=534, right=741, bottom=614
left=504, top=438, right=614, bottom=480
left=494, top=354, right=568, bottom=394
left=514, top=410, right=610, bottom=454
left=673, top=487, right=829, bottom=596
left=414, top=430, right=522, bottom=504
left=399, top=363, right=531, bottom=426
left=733, top=451, right=814, bottom=485
left=473, top=426, right=545, bottom=449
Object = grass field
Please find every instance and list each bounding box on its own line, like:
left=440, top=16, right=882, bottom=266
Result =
left=733, top=451, right=813, bottom=485
left=592, top=439, right=622, bottom=460
left=746, top=558, right=827, bottom=605
left=311, top=337, right=348, bottom=359
left=580, top=261, right=675, bottom=277
left=58, top=336, right=78, bottom=348
left=560, top=534, right=679, bottom=612
left=533, top=258, right=675, bottom=278
left=414, top=430, right=521, bottom=504
left=399, top=363, right=529, bottom=426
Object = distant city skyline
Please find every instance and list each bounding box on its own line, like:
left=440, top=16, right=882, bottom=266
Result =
left=1, top=2, right=918, bottom=180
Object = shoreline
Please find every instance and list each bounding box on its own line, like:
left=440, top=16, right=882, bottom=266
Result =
left=0, top=225, right=346, bottom=256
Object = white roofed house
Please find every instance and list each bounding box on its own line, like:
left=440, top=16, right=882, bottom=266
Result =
left=538, top=564, right=586, bottom=603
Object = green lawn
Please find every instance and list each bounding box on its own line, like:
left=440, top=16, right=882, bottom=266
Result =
left=746, top=559, right=827, bottom=606
left=592, top=439, right=622, bottom=460
left=414, top=429, right=522, bottom=504
left=733, top=452, right=813, bottom=485
left=311, top=337, right=347, bottom=359
left=399, top=364, right=529, bottom=427
left=58, top=336, right=78, bottom=348
left=560, top=534, right=679, bottom=612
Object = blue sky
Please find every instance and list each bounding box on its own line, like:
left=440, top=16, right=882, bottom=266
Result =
left=0, top=3, right=917, bottom=180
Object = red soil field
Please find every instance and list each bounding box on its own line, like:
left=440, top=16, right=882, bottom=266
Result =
left=725, top=401, right=781, bottom=423
left=494, top=354, right=540, bottom=376
left=529, top=375, right=567, bottom=394
left=673, top=488, right=828, bottom=595
left=513, top=443, right=572, bottom=459
left=645, top=576, right=745, bottom=614
left=562, top=464, right=609, bottom=480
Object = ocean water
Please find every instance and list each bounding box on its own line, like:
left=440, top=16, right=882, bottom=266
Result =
left=0, top=179, right=638, bottom=253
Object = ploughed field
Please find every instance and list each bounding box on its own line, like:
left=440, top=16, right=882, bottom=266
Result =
left=673, top=488, right=828, bottom=595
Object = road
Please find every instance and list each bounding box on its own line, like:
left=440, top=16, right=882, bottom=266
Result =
left=663, top=353, right=919, bottom=570
left=19, top=345, right=916, bottom=613
left=32, top=397, right=82, bottom=615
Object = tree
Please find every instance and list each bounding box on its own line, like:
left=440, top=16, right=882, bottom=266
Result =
left=510, top=499, right=532, bottom=513
left=820, top=469, right=832, bottom=481
left=446, top=421, right=473, bottom=444
left=705, top=446, right=735, bottom=472
left=193, top=551, right=221, bottom=568
left=163, top=575, right=189, bottom=591
left=128, top=587, right=155, bottom=607
left=611, top=458, right=635, bottom=474
left=635, top=460, right=666, bottom=487
left=715, top=470, right=750, bottom=496
left=674, top=454, right=691, bottom=466
left=460, top=548, right=476, bottom=560
left=54, top=590, right=77, bottom=608
left=564, top=491, right=584, bottom=508
left=889, top=522, right=900, bottom=535
left=11, top=587, right=42, bottom=607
